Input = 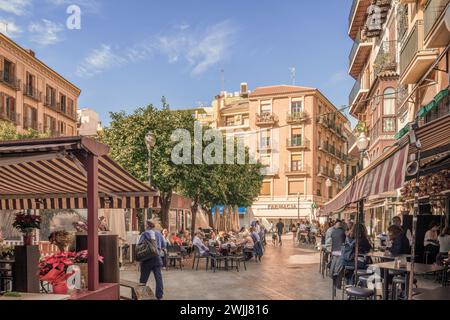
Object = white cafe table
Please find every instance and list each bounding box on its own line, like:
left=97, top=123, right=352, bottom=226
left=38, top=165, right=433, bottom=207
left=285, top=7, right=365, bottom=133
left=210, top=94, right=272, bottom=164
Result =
left=0, top=293, right=70, bottom=300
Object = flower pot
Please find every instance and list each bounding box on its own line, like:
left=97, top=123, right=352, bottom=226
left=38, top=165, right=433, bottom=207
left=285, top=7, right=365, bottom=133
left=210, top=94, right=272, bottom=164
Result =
left=23, top=234, right=33, bottom=246
left=75, top=263, right=88, bottom=287
left=52, top=281, right=68, bottom=294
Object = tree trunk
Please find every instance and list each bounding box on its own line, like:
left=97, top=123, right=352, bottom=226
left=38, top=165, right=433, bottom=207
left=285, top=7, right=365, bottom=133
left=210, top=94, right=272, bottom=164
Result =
left=159, top=192, right=172, bottom=229
left=190, top=196, right=200, bottom=237
left=206, top=209, right=214, bottom=228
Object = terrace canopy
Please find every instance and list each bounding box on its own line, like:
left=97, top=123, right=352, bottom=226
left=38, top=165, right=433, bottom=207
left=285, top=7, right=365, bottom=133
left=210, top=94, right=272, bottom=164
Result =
left=0, top=136, right=158, bottom=294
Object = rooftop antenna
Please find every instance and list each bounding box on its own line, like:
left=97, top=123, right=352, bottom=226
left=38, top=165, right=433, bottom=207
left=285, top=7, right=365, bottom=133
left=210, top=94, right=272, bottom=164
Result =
left=220, top=69, right=225, bottom=93
left=290, top=67, right=296, bottom=85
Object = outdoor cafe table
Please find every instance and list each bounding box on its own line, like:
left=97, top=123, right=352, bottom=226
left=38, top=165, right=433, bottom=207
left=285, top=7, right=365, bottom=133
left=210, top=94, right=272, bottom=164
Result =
left=371, top=261, right=446, bottom=300
left=362, top=252, right=412, bottom=263
left=413, top=287, right=450, bottom=300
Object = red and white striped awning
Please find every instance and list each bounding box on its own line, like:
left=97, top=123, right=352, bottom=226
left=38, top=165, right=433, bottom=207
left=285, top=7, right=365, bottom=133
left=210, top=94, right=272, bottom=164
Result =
left=320, top=145, right=409, bottom=216
left=0, top=137, right=159, bottom=210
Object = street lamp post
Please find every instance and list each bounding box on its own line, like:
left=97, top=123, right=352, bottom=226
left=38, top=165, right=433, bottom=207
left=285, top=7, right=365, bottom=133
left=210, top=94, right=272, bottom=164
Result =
left=145, top=131, right=156, bottom=223
left=354, top=131, right=370, bottom=280
left=297, top=192, right=300, bottom=222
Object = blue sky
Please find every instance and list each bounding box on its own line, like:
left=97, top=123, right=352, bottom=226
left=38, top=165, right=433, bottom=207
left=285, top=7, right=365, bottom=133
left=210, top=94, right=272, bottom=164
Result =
left=0, top=0, right=356, bottom=126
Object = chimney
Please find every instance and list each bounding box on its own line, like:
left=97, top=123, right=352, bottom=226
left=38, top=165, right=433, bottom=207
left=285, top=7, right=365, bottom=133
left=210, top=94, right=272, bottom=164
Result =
left=27, top=49, right=35, bottom=57
left=240, top=82, right=248, bottom=96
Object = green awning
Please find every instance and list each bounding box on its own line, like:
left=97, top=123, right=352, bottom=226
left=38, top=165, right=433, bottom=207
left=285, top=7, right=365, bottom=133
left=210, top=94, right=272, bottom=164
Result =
left=395, top=124, right=410, bottom=140
left=418, top=88, right=449, bottom=118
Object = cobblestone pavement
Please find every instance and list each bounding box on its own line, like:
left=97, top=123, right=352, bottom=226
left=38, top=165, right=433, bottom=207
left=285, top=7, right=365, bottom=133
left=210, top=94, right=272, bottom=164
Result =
left=120, top=236, right=333, bottom=300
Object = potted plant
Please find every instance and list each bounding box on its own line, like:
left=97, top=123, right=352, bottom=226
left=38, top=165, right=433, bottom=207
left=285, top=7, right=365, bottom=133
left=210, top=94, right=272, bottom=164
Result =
left=12, top=212, right=41, bottom=246
left=48, top=230, right=73, bottom=252
left=73, top=250, right=104, bottom=286
left=38, top=252, right=76, bottom=294
left=0, top=243, right=14, bottom=260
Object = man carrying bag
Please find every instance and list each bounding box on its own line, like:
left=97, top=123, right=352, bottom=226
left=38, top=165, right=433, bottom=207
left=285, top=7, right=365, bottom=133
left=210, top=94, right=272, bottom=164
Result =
left=137, top=220, right=165, bottom=300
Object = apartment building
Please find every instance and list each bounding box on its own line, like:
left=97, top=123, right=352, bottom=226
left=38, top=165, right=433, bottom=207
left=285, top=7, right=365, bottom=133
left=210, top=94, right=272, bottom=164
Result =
left=192, top=84, right=353, bottom=224
left=345, top=0, right=449, bottom=231
left=77, top=108, right=103, bottom=136
left=0, top=33, right=80, bottom=137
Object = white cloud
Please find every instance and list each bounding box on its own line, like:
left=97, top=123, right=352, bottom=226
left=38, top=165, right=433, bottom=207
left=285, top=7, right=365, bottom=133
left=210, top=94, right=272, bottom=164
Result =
left=28, top=19, right=64, bottom=46
left=0, top=18, right=22, bottom=37
left=75, top=20, right=238, bottom=78
left=326, top=71, right=348, bottom=86
left=0, top=0, right=31, bottom=16
left=76, top=44, right=127, bottom=77
left=156, top=20, right=237, bottom=75
left=47, top=0, right=100, bottom=13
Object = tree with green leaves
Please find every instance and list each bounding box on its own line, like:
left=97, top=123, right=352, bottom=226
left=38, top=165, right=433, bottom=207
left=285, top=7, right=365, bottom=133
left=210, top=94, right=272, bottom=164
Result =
left=0, top=121, right=50, bottom=140
left=100, top=101, right=197, bottom=228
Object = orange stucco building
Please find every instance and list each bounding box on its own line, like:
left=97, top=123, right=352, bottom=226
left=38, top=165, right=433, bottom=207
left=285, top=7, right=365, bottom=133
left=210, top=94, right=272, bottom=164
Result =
left=0, top=33, right=80, bottom=137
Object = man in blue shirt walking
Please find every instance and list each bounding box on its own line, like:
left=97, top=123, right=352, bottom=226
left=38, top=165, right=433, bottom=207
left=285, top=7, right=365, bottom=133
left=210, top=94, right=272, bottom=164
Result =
left=138, top=220, right=166, bottom=300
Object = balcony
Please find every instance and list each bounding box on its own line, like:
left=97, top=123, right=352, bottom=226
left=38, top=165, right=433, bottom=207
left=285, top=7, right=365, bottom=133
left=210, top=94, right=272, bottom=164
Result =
left=23, top=117, right=38, bottom=131
left=256, top=112, right=277, bottom=126
left=286, top=137, right=310, bottom=150
left=374, top=40, right=398, bottom=78
left=318, top=142, right=347, bottom=161
left=44, top=96, right=58, bottom=112
left=348, top=0, right=372, bottom=40
left=57, top=102, right=77, bottom=121
left=424, top=0, right=450, bottom=49
left=349, top=30, right=373, bottom=79
left=400, top=20, right=439, bottom=84
left=23, top=84, right=42, bottom=102
left=0, top=109, right=19, bottom=124
left=317, top=117, right=347, bottom=141
left=285, top=164, right=310, bottom=176
left=317, top=166, right=336, bottom=179
left=286, top=111, right=308, bottom=124
left=349, top=77, right=369, bottom=114
left=0, top=71, right=21, bottom=91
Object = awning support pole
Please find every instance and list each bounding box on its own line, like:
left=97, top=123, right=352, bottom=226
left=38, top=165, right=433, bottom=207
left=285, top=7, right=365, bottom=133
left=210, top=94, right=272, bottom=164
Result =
left=87, top=153, right=100, bottom=291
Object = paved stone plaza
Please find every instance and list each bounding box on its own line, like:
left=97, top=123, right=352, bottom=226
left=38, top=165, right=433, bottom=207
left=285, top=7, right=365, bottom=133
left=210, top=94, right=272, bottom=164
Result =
left=120, top=236, right=332, bottom=300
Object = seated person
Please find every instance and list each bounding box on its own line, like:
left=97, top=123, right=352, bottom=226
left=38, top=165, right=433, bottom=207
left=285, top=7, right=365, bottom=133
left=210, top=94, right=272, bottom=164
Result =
left=387, top=225, right=411, bottom=256
left=192, top=232, right=209, bottom=257
left=170, top=232, right=183, bottom=246
left=241, top=231, right=254, bottom=261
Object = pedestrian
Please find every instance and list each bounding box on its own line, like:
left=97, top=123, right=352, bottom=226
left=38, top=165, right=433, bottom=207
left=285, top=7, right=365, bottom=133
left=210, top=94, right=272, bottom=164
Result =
left=424, top=222, right=440, bottom=264
left=138, top=220, right=165, bottom=300
left=292, top=223, right=297, bottom=244
left=276, top=219, right=284, bottom=246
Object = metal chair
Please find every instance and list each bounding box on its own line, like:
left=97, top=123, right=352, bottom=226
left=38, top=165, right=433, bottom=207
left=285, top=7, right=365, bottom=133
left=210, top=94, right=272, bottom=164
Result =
left=345, top=286, right=375, bottom=300
left=191, top=245, right=209, bottom=271
left=208, top=246, right=228, bottom=272
left=166, top=245, right=183, bottom=271
left=228, top=246, right=247, bottom=272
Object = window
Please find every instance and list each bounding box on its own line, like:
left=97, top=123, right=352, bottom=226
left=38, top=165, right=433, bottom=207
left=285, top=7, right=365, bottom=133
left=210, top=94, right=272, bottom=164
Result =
left=23, top=105, right=37, bottom=130
left=68, top=98, right=74, bottom=116
left=3, top=59, right=13, bottom=81
left=291, top=153, right=302, bottom=171
left=44, top=114, right=56, bottom=134
left=5, top=96, right=16, bottom=121
left=288, top=180, right=304, bottom=195
left=60, top=94, right=66, bottom=112
left=328, top=186, right=333, bottom=199
left=225, top=116, right=234, bottom=126
left=383, top=118, right=395, bottom=132
left=46, top=86, right=56, bottom=106
left=291, top=99, right=303, bottom=114
left=26, top=72, right=34, bottom=93
left=317, top=182, right=322, bottom=197
left=260, top=101, right=271, bottom=114
left=291, top=127, right=302, bottom=145
left=383, top=88, right=396, bottom=115
left=260, top=129, right=271, bottom=148
left=260, top=181, right=271, bottom=196
left=59, top=121, right=67, bottom=135
left=260, top=154, right=271, bottom=168
left=67, top=125, right=74, bottom=136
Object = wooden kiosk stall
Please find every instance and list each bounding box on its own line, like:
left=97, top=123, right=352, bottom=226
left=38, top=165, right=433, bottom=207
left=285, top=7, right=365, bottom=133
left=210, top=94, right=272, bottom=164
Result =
left=0, top=137, right=158, bottom=300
